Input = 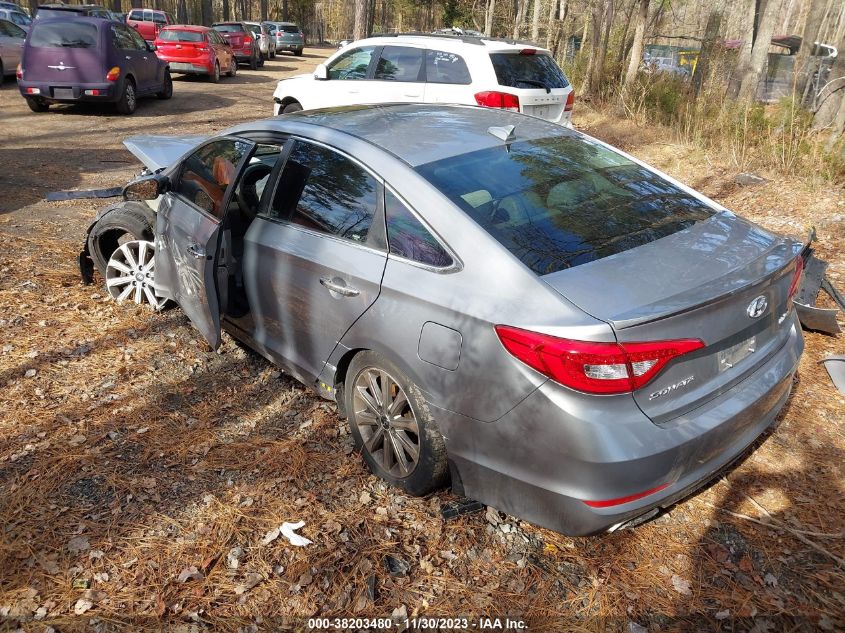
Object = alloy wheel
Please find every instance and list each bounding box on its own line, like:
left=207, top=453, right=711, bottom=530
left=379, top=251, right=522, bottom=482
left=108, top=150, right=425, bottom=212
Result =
left=352, top=367, right=421, bottom=478
left=105, top=240, right=165, bottom=310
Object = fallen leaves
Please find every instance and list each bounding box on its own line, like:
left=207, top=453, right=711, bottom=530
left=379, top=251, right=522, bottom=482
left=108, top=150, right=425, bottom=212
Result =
left=671, top=574, right=692, bottom=596
left=66, top=535, right=90, bottom=555
left=177, top=566, right=203, bottom=583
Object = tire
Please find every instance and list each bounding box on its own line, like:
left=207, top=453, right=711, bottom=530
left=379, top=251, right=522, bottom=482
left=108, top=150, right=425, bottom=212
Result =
left=156, top=71, right=173, bottom=99
left=282, top=101, right=302, bottom=114
left=26, top=97, right=49, bottom=112
left=269, top=48, right=276, bottom=59
left=115, top=78, right=137, bottom=115
left=210, top=61, right=220, bottom=83
left=295, top=48, right=303, bottom=57
left=344, top=351, right=449, bottom=496
left=258, top=53, right=265, bottom=67
left=0, top=60, right=4, bottom=87
left=227, top=57, right=237, bottom=77
left=87, top=201, right=156, bottom=278
left=249, top=54, right=258, bottom=70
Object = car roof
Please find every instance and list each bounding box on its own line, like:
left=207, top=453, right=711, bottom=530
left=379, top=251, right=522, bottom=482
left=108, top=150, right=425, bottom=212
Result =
left=350, top=32, right=550, bottom=53
left=33, top=15, right=109, bottom=24
left=162, top=24, right=207, bottom=31
left=238, top=104, right=574, bottom=167
left=212, top=21, right=244, bottom=25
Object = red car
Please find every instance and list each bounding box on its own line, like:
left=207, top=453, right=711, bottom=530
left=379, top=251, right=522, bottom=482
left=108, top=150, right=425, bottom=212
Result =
left=154, top=25, right=236, bottom=82
left=211, top=21, right=260, bottom=70
left=126, top=8, right=174, bottom=44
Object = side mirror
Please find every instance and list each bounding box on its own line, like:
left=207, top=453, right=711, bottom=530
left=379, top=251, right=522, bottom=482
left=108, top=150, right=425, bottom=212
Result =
left=314, top=63, right=328, bottom=80
left=147, top=42, right=156, bottom=51
left=123, top=173, right=168, bottom=201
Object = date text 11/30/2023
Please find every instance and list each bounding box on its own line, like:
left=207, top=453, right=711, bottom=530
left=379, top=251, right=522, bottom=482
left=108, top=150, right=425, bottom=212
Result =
left=307, top=616, right=528, bottom=630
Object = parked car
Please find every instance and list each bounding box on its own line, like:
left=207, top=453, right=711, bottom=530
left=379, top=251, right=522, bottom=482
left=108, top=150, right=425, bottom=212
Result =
left=0, top=17, right=25, bottom=84
left=0, top=7, right=30, bottom=30
left=100, top=103, right=803, bottom=536
left=243, top=20, right=274, bottom=59
left=17, top=16, right=172, bottom=114
left=0, top=1, right=27, bottom=12
left=264, top=20, right=303, bottom=56
left=126, top=7, right=173, bottom=44
left=154, top=25, right=236, bottom=82
left=35, top=3, right=112, bottom=19
left=211, top=21, right=260, bottom=70
left=271, top=32, right=575, bottom=125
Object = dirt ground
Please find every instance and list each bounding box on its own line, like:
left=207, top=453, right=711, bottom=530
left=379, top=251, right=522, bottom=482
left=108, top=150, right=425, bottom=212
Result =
left=1, top=48, right=844, bottom=632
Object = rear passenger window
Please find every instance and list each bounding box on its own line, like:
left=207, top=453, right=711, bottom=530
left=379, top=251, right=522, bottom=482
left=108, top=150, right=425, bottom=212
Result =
left=386, top=190, right=453, bottom=268
left=375, top=46, right=424, bottom=81
left=111, top=25, right=138, bottom=50
left=425, top=50, right=471, bottom=85
left=268, top=141, right=377, bottom=244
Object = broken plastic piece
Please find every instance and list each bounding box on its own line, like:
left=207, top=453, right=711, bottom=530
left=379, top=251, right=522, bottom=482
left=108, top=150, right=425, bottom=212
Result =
left=440, top=498, right=484, bottom=520
left=280, top=521, right=312, bottom=547
left=46, top=187, right=123, bottom=202
left=820, top=356, right=845, bottom=395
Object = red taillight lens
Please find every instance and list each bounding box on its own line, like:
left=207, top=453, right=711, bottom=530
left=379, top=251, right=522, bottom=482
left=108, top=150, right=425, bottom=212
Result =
left=564, top=90, right=575, bottom=112
left=495, top=326, right=704, bottom=394
left=244, top=36, right=252, bottom=45
left=106, top=66, right=121, bottom=81
left=583, top=482, right=672, bottom=508
left=519, top=48, right=536, bottom=55
left=787, top=255, right=803, bottom=300
left=474, top=91, right=520, bottom=111
left=16, top=63, right=22, bottom=80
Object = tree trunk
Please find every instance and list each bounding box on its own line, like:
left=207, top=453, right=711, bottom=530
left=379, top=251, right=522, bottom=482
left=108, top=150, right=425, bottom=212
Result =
left=531, top=0, right=542, bottom=42
left=615, top=0, right=636, bottom=66
left=813, top=32, right=845, bottom=130
left=513, top=0, right=528, bottom=39
left=735, top=0, right=782, bottom=101
left=222, top=0, right=229, bottom=21
left=176, top=0, right=187, bottom=22
left=282, top=0, right=288, bottom=21
left=200, top=0, right=212, bottom=26
left=353, top=0, right=367, bottom=39
left=794, top=0, right=827, bottom=103
left=591, top=0, right=613, bottom=93
left=622, top=0, right=648, bottom=89
left=583, top=2, right=603, bottom=94
left=485, top=0, right=496, bottom=36
left=545, top=0, right=557, bottom=47
left=692, top=10, right=722, bottom=97
left=260, top=0, right=268, bottom=22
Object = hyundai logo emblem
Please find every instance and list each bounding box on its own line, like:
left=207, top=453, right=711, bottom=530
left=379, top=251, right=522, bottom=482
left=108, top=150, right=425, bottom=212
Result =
left=747, top=295, right=768, bottom=318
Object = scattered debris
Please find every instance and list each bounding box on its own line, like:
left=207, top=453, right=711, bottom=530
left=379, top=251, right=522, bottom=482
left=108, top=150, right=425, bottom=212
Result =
left=177, top=566, right=203, bottom=583
left=66, top=536, right=90, bottom=555
left=226, top=547, right=244, bottom=570
left=73, top=599, right=93, bottom=615
left=279, top=521, right=312, bottom=547
left=820, top=356, right=845, bottom=394
left=734, top=172, right=769, bottom=186
left=45, top=187, right=123, bottom=202
left=671, top=574, right=692, bottom=596
left=796, top=243, right=843, bottom=335
left=234, top=572, right=263, bottom=595
left=440, top=498, right=484, bottom=520
left=383, top=555, right=410, bottom=577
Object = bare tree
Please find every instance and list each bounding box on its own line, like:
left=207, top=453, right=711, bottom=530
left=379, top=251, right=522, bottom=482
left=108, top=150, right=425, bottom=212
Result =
left=794, top=0, right=828, bottom=102
left=545, top=0, right=558, bottom=47
left=200, top=0, right=213, bottom=25
left=531, top=0, right=542, bottom=42
left=513, top=0, right=528, bottom=39
left=622, top=0, right=649, bottom=90
left=353, top=0, right=367, bottom=39
left=732, top=0, right=783, bottom=101
left=813, top=31, right=845, bottom=139
left=485, top=0, right=496, bottom=36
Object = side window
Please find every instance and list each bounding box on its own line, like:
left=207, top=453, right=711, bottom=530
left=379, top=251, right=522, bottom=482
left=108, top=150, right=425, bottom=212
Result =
left=374, top=46, right=424, bottom=81
left=232, top=143, right=286, bottom=219
left=425, top=50, right=471, bottom=85
left=143, top=9, right=153, bottom=21
left=128, top=9, right=142, bottom=20
left=111, top=25, right=136, bottom=50
left=153, top=12, right=166, bottom=24
left=128, top=26, right=147, bottom=50
left=174, top=139, right=252, bottom=220
left=386, top=190, right=453, bottom=268
left=267, top=141, right=377, bottom=243
left=327, top=45, right=376, bottom=80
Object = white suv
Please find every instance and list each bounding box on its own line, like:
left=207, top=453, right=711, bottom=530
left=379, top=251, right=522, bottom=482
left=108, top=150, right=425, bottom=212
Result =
left=272, top=33, right=574, bottom=126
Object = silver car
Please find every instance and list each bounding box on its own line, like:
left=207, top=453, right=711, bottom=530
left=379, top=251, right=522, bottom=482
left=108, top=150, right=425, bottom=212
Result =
left=0, top=7, right=30, bottom=30
left=120, top=104, right=804, bottom=536
left=264, top=20, right=303, bottom=56
left=244, top=20, right=275, bottom=59
left=0, top=17, right=25, bottom=83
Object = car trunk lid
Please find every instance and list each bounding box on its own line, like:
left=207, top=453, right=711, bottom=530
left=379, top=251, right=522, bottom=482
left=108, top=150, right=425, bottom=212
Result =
left=24, top=20, right=103, bottom=84
left=156, top=39, right=207, bottom=61
left=541, top=213, right=801, bottom=424
left=219, top=31, right=247, bottom=51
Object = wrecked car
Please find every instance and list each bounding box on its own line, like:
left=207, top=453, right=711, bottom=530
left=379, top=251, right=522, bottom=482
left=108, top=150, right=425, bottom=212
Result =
left=81, top=104, right=805, bottom=536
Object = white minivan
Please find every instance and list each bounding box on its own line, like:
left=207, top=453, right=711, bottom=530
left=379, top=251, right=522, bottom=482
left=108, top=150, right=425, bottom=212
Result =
left=272, top=33, right=574, bottom=126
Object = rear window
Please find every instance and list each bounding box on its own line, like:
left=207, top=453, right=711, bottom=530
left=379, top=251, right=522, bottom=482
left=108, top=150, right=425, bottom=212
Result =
left=213, top=23, right=245, bottom=33
left=415, top=135, right=716, bottom=275
left=279, top=24, right=299, bottom=33
left=30, top=21, right=98, bottom=48
left=159, top=29, right=203, bottom=42
left=35, top=8, right=79, bottom=19
left=490, top=52, right=569, bottom=90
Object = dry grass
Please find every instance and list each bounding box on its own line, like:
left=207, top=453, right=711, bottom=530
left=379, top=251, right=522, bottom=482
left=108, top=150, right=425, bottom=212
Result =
left=2, top=120, right=845, bottom=632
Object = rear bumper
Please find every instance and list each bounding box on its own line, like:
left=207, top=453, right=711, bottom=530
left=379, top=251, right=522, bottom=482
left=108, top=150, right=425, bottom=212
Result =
left=233, top=51, right=254, bottom=61
left=276, top=41, right=303, bottom=51
left=166, top=61, right=214, bottom=75
left=18, top=81, right=118, bottom=103
left=437, top=313, right=803, bottom=536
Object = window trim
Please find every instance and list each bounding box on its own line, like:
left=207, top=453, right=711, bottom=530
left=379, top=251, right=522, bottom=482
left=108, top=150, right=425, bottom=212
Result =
left=383, top=183, right=462, bottom=274
left=258, top=136, right=387, bottom=253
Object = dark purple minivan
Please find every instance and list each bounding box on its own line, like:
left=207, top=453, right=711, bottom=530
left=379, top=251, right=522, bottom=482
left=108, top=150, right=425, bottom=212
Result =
left=17, top=16, right=172, bottom=114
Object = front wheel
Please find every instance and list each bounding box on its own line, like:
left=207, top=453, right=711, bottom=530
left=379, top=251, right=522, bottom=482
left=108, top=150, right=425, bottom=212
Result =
left=26, top=97, right=50, bottom=112
left=345, top=351, right=449, bottom=496
left=210, top=61, right=220, bottom=83
left=269, top=48, right=276, bottom=59
left=115, top=78, right=137, bottom=114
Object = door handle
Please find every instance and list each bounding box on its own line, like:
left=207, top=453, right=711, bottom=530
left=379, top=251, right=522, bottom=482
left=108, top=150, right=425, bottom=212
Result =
left=404, top=93, right=421, bottom=97
left=319, top=277, right=360, bottom=297
left=187, top=243, right=207, bottom=259
left=126, top=56, right=131, bottom=60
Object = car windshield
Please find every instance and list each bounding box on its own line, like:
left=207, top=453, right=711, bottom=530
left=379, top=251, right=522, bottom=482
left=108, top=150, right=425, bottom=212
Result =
left=30, top=20, right=98, bottom=48
left=213, top=23, right=244, bottom=32
left=159, top=29, right=203, bottom=42
left=415, top=135, right=716, bottom=275
left=490, top=52, right=569, bottom=90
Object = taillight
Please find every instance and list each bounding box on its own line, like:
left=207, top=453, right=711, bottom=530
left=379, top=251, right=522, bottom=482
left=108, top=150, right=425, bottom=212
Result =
left=519, top=48, right=536, bottom=55
left=244, top=36, right=252, bottom=45
left=495, top=325, right=704, bottom=394
left=16, top=63, right=22, bottom=80
left=474, top=91, right=519, bottom=111
left=787, top=255, right=803, bottom=300
left=106, top=66, right=121, bottom=81
left=197, top=46, right=209, bottom=53
left=564, top=90, right=575, bottom=112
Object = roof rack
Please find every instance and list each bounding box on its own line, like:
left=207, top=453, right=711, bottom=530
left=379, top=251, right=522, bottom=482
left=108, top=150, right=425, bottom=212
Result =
left=369, top=31, right=545, bottom=49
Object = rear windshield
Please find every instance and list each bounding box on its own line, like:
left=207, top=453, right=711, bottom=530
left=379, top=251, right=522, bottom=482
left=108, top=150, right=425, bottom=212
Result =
left=159, top=29, right=203, bottom=42
left=35, top=8, right=81, bottom=19
left=490, top=52, right=569, bottom=90
left=279, top=24, right=299, bottom=32
left=213, top=23, right=244, bottom=33
left=415, top=135, right=716, bottom=275
left=30, top=21, right=98, bottom=48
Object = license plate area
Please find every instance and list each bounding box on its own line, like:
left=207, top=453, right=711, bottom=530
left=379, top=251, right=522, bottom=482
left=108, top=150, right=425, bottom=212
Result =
left=53, top=88, right=75, bottom=99
left=718, top=336, right=756, bottom=372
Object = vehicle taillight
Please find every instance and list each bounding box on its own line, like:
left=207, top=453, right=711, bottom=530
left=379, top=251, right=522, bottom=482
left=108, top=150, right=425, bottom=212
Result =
left=197, top=46, right=209, bottom=53
left=495, top=325, right=704, bottom=394
left=106, top=66, right=121, bottom=81
left=244, top=36, right=252, bottom=45
left=16, top=63, right=22, bottom=80
left=519, top=48, right=536, bottom=55
left=474, top=91, right=519, bottom=111
left=564, top=90, right=575, bottom=112
left=787, top=255, right=803, bottom=300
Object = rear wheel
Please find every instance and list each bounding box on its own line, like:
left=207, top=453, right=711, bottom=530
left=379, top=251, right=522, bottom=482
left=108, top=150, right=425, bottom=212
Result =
left=26, top=97, right=49, bottom=112
left=249, top=54, right=258, bottom=70
left=269, top=48, right=276, bottom=59
left=115, top=78, right=137, bottom=115
left=156, top=71, right=172, bottom=99
left=295, top=47, right=303, bottom=56
left=227, top=57, right=237, bottom=77
left=210, top=61, right=220, bottom=83
left=282, top=101, right=302, bottom=114
left=258, top=53, right=265, bottom=67
left=345, top=351, right=449, bottom=496
left=0, top=61, right=4, bottom=86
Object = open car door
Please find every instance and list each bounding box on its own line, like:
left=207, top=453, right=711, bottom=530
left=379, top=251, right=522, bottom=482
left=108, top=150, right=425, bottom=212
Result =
left=154, top=137, right=256, bottom=349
